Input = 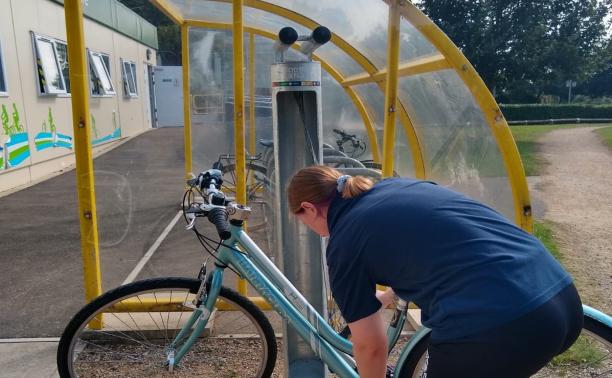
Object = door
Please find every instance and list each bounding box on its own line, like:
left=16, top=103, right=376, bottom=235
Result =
left=153, top=66, right=184, bottom=127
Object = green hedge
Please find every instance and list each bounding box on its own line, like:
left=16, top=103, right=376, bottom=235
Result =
left=500, top=104, right=612, bottom=121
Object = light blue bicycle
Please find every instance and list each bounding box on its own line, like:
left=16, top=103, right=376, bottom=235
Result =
left=57, top=168, right=612, bottom=377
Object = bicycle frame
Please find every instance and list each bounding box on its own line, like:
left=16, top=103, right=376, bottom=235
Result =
left=169, top=222, right=410, bottom=377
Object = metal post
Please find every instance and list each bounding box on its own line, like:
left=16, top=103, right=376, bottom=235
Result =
left=249, top=33, right=256, bottom=157
left=64, top=0, right=102, bottom=305
left=382, top=0, right=401, bottom=178
left=181, top=24, right=192, bottom=179
left=272, top=61, right=326, bottom=377
left=232, top=0, right=248, bottom=295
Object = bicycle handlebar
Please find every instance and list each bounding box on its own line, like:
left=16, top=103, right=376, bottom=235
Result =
left=207, top=207, right=232, bottom=240
left=185, top=168, right=251, bottom=240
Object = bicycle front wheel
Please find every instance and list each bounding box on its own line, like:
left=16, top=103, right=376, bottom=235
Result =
left=57, top=278, right=277, bottom=377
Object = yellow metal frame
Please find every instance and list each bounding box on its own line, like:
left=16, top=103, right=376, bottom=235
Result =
left=232, top=1, right=249, bottom=295
left=64, top=0, right=102, bottom=305
left=181, top=24, right=193, bottom=178
left=109, top=297, right=272, bottom=312
left=149, top=0, right=184, bottom=24
left=399, top=2, right=532, bottom=231
left=58, top=0, right=531, bottom=313
left=342, top=54, right=450, bottom=87
left=381, top=0, right=401, bottom=177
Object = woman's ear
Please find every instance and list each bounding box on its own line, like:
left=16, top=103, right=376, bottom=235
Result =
left=299, top=202, right=318, bottom=218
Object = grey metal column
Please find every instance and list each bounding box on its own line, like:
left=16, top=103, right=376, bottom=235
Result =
left=271, top=61, right=326, bottom=377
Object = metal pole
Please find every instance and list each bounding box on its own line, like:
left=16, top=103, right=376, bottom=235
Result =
left=382, top=0, right=401, bottom=178
left=181, top=24, right=192, bottom=179
left=232, top=0, right=248, bottom=295
left=64, top=0, right=103, bottom=309
left=249, top=32, right=256, bottom=157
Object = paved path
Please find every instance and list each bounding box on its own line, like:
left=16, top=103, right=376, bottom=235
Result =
left=530, top=126, right=612, bottom=314
left=0, top=128, right=187, bottom=338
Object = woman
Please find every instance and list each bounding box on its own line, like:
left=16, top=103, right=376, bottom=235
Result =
left=287, top=165, right=582, bottom=378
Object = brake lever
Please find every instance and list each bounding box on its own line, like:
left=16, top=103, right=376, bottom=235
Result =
left=185, top=212, right=197, bottom=230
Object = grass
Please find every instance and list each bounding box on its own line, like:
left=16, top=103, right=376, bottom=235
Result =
left=595, top=126, right=612, bottom=150
left=509, top=124, right=584, bottom=176
left=532, top=222, right=607, bottom=370
left=549, top=333, right=608, bottom=368
left=510, top=123, right=612, bottom=175
left=533, top=221, right=561, bottom=260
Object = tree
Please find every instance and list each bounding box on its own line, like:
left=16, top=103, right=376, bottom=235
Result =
left=117, top=0, right=181, bottom=65
left=415, top=0, right=612, bottom=103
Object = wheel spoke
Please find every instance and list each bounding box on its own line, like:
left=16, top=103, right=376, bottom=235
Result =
left=61, top=282, right=276, bottom=377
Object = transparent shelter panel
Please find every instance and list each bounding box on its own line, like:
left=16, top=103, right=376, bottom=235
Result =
left=321, top=69, right=375, bottom=166
left=169, top=0, right=232, bottom=23
left=267, top=0, right=438, bottom=68
left=352, top=82, right=385, bottom=128
left=243, top=6, right=366, bottom=77
left=92, top=115, right=187, bottom=289
left=189, top=27, right=235, bottom=173
left=394, top=114, right=416, bottom=178
left=398, top=69, right=515, bottom=222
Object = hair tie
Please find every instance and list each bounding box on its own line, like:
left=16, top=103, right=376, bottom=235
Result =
left=337, top=175, right=351, bottom=193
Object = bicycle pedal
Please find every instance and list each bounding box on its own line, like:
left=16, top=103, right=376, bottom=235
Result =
left=182, top=301, right=198, bottom=310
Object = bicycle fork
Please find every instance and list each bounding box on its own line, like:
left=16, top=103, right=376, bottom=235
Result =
left=165, top=266, right=225, bottom=370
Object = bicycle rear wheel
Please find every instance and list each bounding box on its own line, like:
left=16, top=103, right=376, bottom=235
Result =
left=396, top=315, right=612, bottom=378
left=535, top=315, right=611, bottom=377
left=57, top=278, right=277, bottom=378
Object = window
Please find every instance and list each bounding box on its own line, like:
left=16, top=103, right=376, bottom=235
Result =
left=55, top=41, right=70, bottom=93
left=0, top=40, right=7, bottom=95
left=32, top=33, right=69, bottom=95
left=121, top=59, right=138, bottom=97
left=89, top=50, right=114, bottom=96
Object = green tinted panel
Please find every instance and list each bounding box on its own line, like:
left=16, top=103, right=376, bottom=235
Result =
left=116, top=2, right=140, bottom=40
left=140, top=22, right=159, bottom=49
left=84, top=0, right=114, bottom=28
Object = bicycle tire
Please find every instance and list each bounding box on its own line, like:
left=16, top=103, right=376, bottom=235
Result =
left=396, top=315, right=612, bottom=378
left=395, top=332, right=430, bottom=378
left=57, top=277, right=277, bottom=378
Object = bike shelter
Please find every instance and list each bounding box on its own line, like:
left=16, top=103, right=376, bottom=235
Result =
left=4, top=0, right=534, bottom=375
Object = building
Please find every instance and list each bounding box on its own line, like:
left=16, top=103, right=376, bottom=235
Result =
left=0, top=0, right=158, bottom=193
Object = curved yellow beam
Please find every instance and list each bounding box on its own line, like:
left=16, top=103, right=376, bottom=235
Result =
left=399, top=2, right=532, bottom=231
left=150, top=0, right=184, bottom=24
left=342, top=54, right=450, bottom=87
left=185, top=20, right=381, bottom=163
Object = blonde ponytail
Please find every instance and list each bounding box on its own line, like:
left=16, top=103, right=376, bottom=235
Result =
left=340, top=175, right=373, bottom=199
left=287, top=165, right=373, bottom=214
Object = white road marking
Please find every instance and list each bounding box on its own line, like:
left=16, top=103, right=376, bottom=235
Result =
left=122, top=211, right=183, bottom=285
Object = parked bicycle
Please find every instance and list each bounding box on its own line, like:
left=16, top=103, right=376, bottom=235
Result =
left=57, top=168, right=612, bottom=377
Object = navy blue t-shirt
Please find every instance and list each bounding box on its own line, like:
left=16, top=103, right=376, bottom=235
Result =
left=326, top=178, right=572, bottom=341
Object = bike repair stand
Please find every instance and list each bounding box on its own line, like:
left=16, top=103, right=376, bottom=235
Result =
left=271, top=26, right=331, bottom=378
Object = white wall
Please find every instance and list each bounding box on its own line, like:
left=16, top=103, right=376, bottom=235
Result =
left=0, top=0, right=157, bottom=193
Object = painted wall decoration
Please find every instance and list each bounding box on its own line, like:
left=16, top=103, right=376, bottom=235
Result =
left=91, top=111, right=121, bottom=146
left=1, top=103, right=30, bottom=170
left=34, top=107, right=73, bottom=151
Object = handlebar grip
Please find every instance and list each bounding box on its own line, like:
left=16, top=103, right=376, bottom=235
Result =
left=208, top=207, right=231, bottom=240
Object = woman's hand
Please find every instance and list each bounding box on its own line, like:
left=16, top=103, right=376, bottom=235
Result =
left=376, top=288, right=396, bottom=309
